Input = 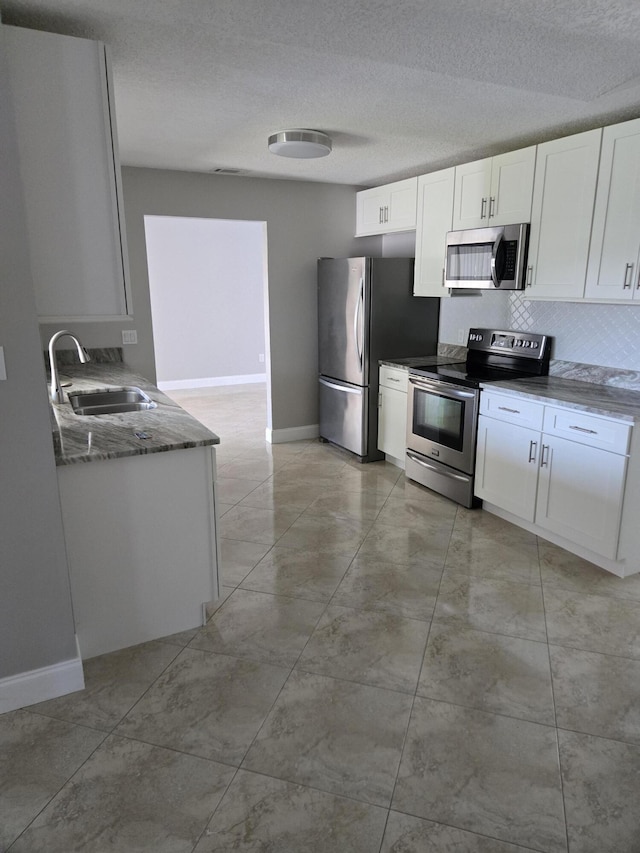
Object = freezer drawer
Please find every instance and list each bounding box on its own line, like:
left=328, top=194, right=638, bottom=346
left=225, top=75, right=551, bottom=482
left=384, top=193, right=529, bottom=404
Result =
left=319, top=376, right=367, bottom=457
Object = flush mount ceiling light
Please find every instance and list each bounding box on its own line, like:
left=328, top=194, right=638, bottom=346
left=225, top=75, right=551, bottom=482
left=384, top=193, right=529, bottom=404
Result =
left=268, top=129, right=332, bottom=159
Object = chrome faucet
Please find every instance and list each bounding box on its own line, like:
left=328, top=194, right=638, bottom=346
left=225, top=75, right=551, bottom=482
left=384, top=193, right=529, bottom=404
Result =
left=48, top=330, right=91, bottom=403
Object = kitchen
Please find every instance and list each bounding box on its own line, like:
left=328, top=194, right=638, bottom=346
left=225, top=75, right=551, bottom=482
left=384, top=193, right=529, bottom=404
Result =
left=4, top=2, right=640, bottom=850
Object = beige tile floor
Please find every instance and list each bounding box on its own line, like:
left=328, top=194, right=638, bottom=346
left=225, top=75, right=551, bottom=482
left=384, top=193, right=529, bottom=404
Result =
left=4, top=384, right=640, bottom=852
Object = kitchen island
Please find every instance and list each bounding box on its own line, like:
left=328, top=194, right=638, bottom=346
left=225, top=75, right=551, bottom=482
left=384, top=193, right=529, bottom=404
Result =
left=51, top=358, right=221, bottom=659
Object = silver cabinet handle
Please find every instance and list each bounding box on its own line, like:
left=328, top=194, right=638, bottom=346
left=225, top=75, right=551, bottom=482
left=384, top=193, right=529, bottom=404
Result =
left=379, top=206, right=384, bottom=224
left=480, top=197, right=487, bottom=219
left=384, top=205, right=389, bottom=223
left=488, top=196, right=496, bottom=218
left=441, top=267, right=445, bottom=287
left=540, top=444, right=550, bottom=467
left=528, top=440, right=538, bottom=463
left=624, top=263, right=634, bottom=289
left=526, top=265, right=533, bottom=287
left=569, top=425, right=598, bottom=435
left=498, top=406, right=520, bottom=414
left=387, top=377, right=401, bottom=383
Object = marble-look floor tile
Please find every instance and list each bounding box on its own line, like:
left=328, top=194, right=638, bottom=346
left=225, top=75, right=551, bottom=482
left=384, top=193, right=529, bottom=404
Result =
left=434, top=573, right=547, bottom=642
left=115, top=648, right=289, bottom=765
left=381, top=811, right=534, bottom=853
left=376, top=495, right=458, bottom=530
left=550, top=645, right=640, bottom=744
left=559, top=729, right=640, bottom=853
left=9, top=734, right=234, bottom=853
left=357, top=520, right=453, bottom=566
left=242, top=670, right=413, bottom=806
left=219, top=504, right=301, bottom=546
left=216, top=501, right=234, bottom=517
left=218, top=456, right=284, bottom=480
left=276, top=512, right=372, bottom=556
left=238, top=478, right=321, bottom=512
left=544, top=586, right=640, bottom=658
left=240, top=546, right=352, bottom=601
left=30, top=641, right=180, bottom=731
left=539, top=540, right=640, bottom=600
left=418, top=622, right=555, bottom=724
left=205, top=585, right=234, bottom=619
left=194, top=769, right=387, bottom=852
left=0, top=710, right=104, bottom=850
left=393, top=698, right=566, bottom=852
left=219, top=538, right=272, bottom=586
left=189, top=588, right=325, bottom=667
left=305, top=488, right=389, bottom=521
left=388, top=474, right=456, bottom=503
left=216, top=476, right=265, bottom=505
left=335, top=464, right=403, bottom=496
left=296, top=605, right=429, bottom=693
left=331, top=556, right=442, bottom=621
left=445, top=510, right=541, bottom=585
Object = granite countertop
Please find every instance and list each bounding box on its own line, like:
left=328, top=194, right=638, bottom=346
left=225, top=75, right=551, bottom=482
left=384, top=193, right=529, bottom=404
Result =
left=482, top=375, right=640, bottom=423
left=50, top=363, right=220, bottom=466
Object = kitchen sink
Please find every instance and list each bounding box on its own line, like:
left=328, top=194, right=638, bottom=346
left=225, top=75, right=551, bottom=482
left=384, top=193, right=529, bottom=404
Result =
left=68, top=387, right=158, bottom=416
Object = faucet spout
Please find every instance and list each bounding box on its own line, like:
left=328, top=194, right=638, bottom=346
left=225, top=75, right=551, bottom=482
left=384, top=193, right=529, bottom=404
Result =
left=48, top=330, right=91, bottom=403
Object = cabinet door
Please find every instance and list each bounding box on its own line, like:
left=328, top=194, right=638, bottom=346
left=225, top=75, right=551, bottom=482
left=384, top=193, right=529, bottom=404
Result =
left=414, top=168, right=455, bottom=297
left=386, top=177, right=418, bottom=232
left=6, top=26, right=130, bottom=320
left=452, top=158, right=492, bottom=229
left=536, top=434, right=627, bottom=559
left=475, top=415, right=540, bottom=522
left=356, top=187, right=389, bottom=235
left=489, top=146, right=536, bottom=226
left=526, top=129, right=601, bottom=299
left=585, top=118, right=640, bottom=301
left=377, top=385, right=408, bottom=461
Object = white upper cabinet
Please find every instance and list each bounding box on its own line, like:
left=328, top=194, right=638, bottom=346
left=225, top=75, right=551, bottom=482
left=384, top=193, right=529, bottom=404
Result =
left=585, top=118, right=640, bottom=301
left=413, top=168, right=455, bottom=297
left=526, top=129, right=602, bottom=300
left=355, top=177, right=417, bottom=236
left=452, top=146, right=536, bottom=230
left=6, top=26, right=131, bottom=321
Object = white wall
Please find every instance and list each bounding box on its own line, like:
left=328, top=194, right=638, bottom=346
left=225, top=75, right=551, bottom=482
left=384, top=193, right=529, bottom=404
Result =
left=0, top=24, right=78, bottom=690
left=144, top=216, right=266, bottom=387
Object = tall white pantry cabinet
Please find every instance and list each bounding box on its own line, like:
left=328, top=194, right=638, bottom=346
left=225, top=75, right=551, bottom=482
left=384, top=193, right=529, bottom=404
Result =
left=5, top=25, right=131, bottom=321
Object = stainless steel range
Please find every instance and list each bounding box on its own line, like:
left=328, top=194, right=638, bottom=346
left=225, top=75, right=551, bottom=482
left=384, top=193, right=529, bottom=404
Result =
left=406, top=328, right=551, bottom=507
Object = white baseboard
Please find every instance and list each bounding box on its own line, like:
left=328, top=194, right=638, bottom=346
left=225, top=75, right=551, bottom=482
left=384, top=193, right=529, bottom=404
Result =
left=158, top=374, right=267, bottom=391
left=0, top=644, right=84, bottom=714
left=266, top=424, right=319, bottom=444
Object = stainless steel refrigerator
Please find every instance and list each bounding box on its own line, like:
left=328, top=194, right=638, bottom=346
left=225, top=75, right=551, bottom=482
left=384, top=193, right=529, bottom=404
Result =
left=318, top=257, right=440, bottom=462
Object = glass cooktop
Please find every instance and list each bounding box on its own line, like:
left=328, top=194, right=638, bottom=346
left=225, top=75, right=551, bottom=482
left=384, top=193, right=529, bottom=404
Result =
left=409, top=361, right=538, bottom=389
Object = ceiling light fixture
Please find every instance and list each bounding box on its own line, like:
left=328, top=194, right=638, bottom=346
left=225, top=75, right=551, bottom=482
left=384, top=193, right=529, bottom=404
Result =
left=268, top=129, right=332, bottom=159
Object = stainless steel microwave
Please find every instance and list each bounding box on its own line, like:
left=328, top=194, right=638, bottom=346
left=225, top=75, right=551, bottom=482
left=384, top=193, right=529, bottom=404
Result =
left=445, top=223, right=529, bottom=290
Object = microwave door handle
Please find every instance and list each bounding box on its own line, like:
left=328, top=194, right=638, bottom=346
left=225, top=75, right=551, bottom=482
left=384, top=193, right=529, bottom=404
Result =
left=490, top=232, right=503, bottom=288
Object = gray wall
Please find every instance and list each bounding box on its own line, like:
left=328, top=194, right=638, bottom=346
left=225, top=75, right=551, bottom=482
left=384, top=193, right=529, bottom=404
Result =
left=0, top=23, right=78, bottom=680
left=120, top=167, right=375, bottom=431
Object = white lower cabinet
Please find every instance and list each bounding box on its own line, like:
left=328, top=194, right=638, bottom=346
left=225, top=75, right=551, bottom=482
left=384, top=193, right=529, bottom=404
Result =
left=378, top=365, right=408, bottom=464
left=57, top=446, right=220, bottom=658
left=476, top=391, right=635, bottom=574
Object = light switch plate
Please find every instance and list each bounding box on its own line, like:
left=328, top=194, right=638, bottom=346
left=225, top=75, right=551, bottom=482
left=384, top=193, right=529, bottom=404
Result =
left=0, top=346, right=6, bottom=380
left=122, top=329, right=138, bottom=345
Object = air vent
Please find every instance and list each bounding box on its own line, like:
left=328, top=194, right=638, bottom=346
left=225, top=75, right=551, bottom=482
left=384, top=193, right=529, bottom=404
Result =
left=210, top=167, right=246, bottom=175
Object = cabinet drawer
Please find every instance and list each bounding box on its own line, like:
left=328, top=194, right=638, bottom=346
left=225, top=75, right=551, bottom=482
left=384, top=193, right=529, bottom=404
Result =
left=480, top=392, right=544, bottom=429
left=542, top=407, right=631, bottom=454
left=379, top=365, right=408, bottom=392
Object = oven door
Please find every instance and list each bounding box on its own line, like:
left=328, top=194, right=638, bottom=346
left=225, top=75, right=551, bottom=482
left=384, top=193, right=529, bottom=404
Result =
left=407, top=374, right=479, bottom=474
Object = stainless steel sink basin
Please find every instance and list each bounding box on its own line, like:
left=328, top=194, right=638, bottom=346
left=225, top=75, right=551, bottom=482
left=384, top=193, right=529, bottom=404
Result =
left=68, top=387, right=158, bottom=416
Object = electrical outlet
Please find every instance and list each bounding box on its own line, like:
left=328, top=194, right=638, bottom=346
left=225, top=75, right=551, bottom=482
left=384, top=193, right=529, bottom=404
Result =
left=122, top=329, right=138, bottom=345
left=457, top=329, right=465, bottom=344
left=258, top=353, right=265, bottom=363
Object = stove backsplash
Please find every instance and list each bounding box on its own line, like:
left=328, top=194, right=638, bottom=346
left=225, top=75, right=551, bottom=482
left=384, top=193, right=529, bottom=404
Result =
left=439, top=292, right=640, bottom=387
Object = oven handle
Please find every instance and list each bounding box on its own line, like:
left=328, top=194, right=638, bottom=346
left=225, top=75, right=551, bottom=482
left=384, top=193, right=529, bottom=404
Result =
left=406, top=451, right=471, bottom=482
left=408, top=375, right=477, bottom=399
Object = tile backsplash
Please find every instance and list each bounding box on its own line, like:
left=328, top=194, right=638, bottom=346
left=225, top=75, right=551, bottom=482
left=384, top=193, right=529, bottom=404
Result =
left=440, top=292, right=640, bottom=372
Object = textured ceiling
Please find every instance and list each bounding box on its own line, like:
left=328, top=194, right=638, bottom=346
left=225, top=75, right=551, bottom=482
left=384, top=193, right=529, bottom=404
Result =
left=4, top=0, right=640, bottom=185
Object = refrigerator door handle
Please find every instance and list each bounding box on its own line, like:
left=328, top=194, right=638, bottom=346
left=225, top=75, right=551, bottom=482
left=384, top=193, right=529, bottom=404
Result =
left=319, top=377, right=363, bottom=394
left=354, top=277, right=364, bottom=371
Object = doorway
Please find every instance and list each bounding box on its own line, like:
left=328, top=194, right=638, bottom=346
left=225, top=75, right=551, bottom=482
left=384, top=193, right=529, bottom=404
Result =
left=143, top=215, right=270, bottom=447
